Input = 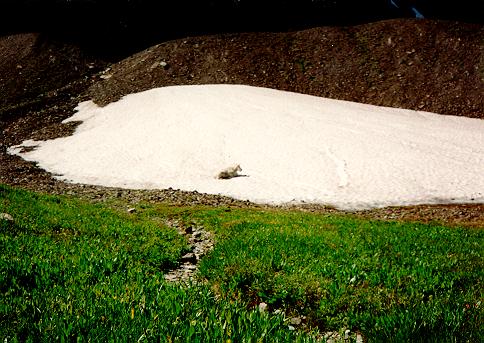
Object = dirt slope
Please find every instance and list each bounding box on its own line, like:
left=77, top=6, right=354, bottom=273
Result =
left=1, top=19, right=483, bottom=227
left=0, top=33, right=107, bottom=120
left=0, top=33, right=107, bottom=149
left=90, top=19, right=484, bottom=118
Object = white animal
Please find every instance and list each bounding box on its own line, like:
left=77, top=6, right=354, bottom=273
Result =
left=217, top=164, right=242, bottom=179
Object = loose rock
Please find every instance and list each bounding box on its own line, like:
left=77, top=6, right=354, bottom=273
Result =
left=0, top=213, right=14, bottom=222
left=163, top=219, right=214, bottom=283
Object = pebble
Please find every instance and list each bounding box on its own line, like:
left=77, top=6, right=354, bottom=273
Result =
left=319, top=329, right=365, bottom=343
left=344, top=329, right=351, bottom=339
left=258, top=302, right=268, bottom=313
left=0, top=213, right=14, bottom=222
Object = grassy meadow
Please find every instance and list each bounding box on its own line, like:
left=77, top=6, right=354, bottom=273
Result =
left=1, top=184, right=482, bottom=342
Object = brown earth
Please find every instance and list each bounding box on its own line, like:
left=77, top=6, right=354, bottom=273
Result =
left=1, top=19, right=483, bottom=228
left=0, top=33, right=107, bottom=121
left=0, top=33, right=108, bottom=147
left=90, top=19, right=484, bottom=118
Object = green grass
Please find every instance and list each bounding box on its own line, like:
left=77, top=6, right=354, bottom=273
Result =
left=0, top=185, right=315, bottom=342
left=1, top=184, right=483, bottom=342
left=193, top=209, right=483, bottom=342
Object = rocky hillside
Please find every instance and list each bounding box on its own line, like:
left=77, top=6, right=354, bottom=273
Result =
left=1, top=19, right=483, bottom=227
left=0, top=33, right=107, bottom=122
left=90, top=19, right=484, bottom=118
left=0, top=33, right=107, bottom=147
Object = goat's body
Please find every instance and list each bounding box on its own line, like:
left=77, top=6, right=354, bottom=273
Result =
left=217, top=164, right=242, bottom=179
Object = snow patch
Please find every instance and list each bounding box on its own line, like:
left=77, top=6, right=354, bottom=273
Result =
left=8, top=85, right=484, bottom=210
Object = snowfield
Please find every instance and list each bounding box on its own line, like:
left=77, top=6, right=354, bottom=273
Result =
left=8, top=85, right=484, bottom=210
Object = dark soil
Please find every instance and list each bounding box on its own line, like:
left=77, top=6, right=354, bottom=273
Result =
left=1, top=19, right=483, bottom=228
left=0, top=33, right=108, bottom=151
left=90, top=19, right=484, bottom=118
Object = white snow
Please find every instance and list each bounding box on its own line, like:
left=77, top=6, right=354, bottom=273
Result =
left=8, top=84, right=484, bottom=210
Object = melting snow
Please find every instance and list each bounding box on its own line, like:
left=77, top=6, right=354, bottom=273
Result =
left=8, top=85, right=484, bottom=210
